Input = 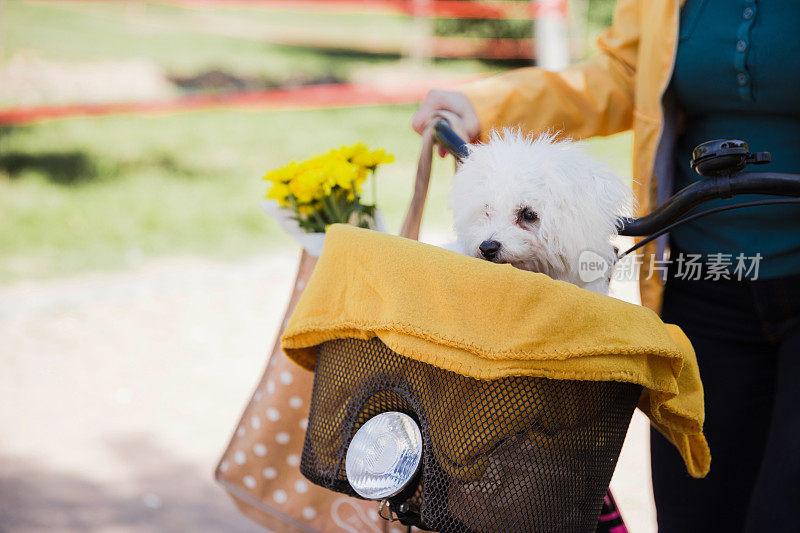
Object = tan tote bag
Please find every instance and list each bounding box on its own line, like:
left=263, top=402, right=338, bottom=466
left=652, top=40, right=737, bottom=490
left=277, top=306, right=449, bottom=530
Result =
left=216, top=125, right=440, bottom=532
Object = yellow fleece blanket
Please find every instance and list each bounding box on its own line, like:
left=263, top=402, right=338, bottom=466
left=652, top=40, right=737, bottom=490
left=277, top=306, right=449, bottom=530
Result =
left=281, top=225, right=710, bottom=478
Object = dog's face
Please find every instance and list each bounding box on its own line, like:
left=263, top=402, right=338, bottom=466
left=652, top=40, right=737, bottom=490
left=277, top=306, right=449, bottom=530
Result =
left=449, top=130, right=631, bottom=291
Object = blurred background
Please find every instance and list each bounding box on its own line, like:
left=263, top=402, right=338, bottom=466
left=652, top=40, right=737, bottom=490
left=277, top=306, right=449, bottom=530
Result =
left=0, top=1, right=644, bottom=532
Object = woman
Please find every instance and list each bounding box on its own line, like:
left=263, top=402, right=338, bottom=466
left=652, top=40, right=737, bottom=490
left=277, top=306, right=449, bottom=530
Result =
left=412, top=1, right=800, bottom=531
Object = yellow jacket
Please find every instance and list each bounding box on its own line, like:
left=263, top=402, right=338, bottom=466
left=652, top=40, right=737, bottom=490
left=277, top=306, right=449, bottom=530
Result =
left=460, top=0, right=686, bottom=312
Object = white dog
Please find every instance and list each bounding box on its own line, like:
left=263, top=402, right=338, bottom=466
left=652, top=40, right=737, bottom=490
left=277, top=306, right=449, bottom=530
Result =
left=449, top=129, right=632, bottom=294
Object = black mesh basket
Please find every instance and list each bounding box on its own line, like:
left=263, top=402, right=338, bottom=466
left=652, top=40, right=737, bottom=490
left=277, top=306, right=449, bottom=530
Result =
left=300, top=337, right=641, bottom=533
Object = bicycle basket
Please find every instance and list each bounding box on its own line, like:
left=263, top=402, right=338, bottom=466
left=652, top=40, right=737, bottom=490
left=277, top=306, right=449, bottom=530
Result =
left=282, top=225, right=710, bottom=532
left=301, top=336, right=641, bottom=532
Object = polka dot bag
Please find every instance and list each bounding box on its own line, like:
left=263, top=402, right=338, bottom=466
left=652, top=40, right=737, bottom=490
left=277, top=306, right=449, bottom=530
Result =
left=216, top=252, right=392, bottom=533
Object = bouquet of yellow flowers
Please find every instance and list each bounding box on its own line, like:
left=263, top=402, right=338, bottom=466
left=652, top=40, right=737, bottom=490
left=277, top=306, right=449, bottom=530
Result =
left=264, top=143, right=394, bottom=234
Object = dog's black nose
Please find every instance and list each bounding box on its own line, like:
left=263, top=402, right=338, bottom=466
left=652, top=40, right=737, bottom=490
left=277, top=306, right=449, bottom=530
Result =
left=479, top=240, right=501, bottom=259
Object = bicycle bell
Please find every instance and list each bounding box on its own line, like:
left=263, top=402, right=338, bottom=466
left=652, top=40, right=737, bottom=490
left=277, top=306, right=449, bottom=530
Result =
left=690, top=139, right=771, bottom=177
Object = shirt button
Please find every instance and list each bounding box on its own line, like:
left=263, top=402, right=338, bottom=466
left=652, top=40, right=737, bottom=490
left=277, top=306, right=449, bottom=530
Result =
left=743, top=7, right=754, bottom=19
left=736, top=39, right=748, bottom=52
left=737, top=73, right=749, bottom=86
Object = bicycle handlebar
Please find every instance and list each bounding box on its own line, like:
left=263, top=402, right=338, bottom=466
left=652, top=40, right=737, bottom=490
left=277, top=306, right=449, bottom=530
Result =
left=617, top=172, right=800, bottom=236
left=431, top=119, right=800, bottom=238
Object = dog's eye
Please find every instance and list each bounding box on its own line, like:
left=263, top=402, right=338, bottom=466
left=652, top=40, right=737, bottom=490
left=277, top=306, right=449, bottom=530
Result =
left=520, top=208, right=538, bottom=222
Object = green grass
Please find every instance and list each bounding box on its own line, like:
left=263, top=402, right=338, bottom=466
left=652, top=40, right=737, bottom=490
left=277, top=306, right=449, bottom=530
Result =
left=0, top=104, right=631, bottom=282
left=0, top=105, right=447, bottom=281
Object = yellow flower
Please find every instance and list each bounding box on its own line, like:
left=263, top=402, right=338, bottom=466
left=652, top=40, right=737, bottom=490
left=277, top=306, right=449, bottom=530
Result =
left=266, top=181, right=290, bottom=206
left=327, top=159, right=359, bottom=190
left=307, top=166, right=333, bottom=197
left=354, top=166, right=369, bottom=187
left=262, top=143, right=390, bottom=233
left=374, top=149, right=395, bottom=165
left=353, top=148, right=395, bottom=169
left=289, top=172, right=321, bottom=203
left=337, top=143, right=368, bottom=162
left=298, top=204, right=316, bottom=217
left=319, top=177, right=334, bottom=196
left=263, top=161, right=299, bottom=183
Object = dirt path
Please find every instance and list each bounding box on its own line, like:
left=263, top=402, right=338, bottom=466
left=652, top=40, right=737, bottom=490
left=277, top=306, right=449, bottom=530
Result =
left=0, top=252, right=299, bottom=532
left=0, top=250, right=655, bottom=532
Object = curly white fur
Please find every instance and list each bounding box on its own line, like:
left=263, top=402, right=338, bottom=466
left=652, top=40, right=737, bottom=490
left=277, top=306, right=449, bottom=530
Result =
left=449, top=129, right=632, bottom=294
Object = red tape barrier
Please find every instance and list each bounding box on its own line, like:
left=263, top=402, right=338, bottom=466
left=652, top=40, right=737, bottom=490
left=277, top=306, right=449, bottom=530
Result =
left=0, top=77, right=480, bottom=126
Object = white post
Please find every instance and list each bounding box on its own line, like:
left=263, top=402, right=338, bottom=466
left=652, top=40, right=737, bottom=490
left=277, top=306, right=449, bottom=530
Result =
left=533, top=0, right=570, bottom=71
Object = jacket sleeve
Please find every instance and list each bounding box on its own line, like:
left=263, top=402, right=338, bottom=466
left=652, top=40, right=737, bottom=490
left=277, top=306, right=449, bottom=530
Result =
left=460, top=0, right=640, bottom=139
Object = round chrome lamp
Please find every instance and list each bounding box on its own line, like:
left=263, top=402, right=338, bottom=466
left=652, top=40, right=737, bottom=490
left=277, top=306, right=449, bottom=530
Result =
left=345, top=412, right=423, bottom=500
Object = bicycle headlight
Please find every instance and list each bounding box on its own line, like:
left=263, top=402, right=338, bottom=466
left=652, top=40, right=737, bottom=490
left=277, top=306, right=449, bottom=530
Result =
left=345, top=412, right=422, bottom=500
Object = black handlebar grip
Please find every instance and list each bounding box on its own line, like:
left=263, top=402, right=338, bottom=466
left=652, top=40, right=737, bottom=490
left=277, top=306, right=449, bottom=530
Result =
left=433, top=119, right=470, bottom=161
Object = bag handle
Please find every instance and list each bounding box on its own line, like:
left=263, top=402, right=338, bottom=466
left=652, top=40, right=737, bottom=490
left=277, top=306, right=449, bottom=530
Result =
left=399, top=127, right=435, bottom=240
left=399, top=113, right=470, bottom=240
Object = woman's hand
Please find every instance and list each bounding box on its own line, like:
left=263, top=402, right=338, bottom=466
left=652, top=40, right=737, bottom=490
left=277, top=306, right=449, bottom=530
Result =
left=412, top=89, right=481, bottom=157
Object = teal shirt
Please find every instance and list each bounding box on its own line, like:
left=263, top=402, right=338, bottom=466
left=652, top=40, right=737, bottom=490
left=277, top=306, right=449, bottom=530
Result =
left=671, top=0, right=800, bottom=278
